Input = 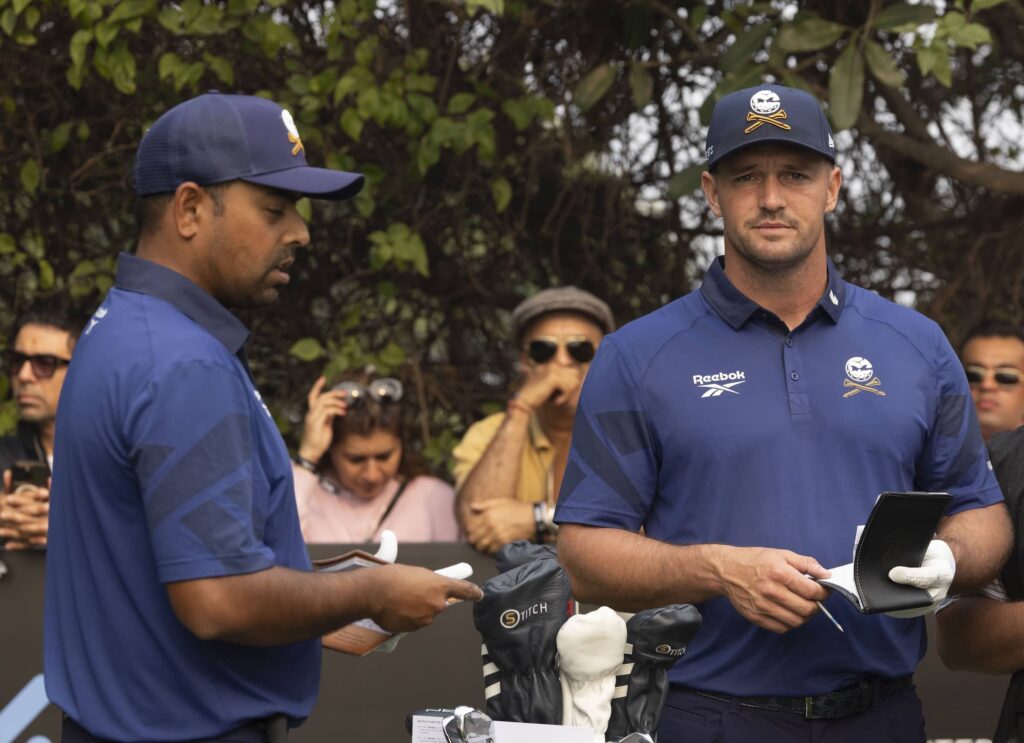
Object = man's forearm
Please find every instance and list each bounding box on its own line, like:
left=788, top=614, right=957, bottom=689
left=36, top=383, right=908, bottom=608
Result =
left=167, top=565, right=382, bottom=646
left=938, top=503, right=1012, bottom=592
left=557, top=524, right=725, bottom=610
left=457, top=409, right=531, bottom=521
left=937, top=596, right=1024, bottom=674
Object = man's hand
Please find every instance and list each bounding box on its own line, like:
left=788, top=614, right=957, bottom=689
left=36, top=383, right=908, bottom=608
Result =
left=716, top=546, right=830, bottom=634
left=367, top=564, right=483, bottom=633
left=297, top=375, right=349, bottom=463
left=1, top=470, right=49, bottom=549
left=465, top=499, right=535, bottom=554
left=516, top=364, right=583, bottom=411
left=886, top=539, right=956, bottom=618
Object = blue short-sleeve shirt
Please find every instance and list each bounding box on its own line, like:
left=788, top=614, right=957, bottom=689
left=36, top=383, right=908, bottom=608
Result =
left=555, top=257, right=1002, bottom=696
left=44, top=254, right=319, bottom=740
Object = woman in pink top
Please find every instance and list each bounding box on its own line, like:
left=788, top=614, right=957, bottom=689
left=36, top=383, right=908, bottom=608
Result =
left=292, top=373, right=461, bottom=544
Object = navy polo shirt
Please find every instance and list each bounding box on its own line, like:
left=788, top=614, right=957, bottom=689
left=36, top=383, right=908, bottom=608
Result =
left=44, top=254, right=319, bottom=740
left=555, top=256, right=1002, bottom=697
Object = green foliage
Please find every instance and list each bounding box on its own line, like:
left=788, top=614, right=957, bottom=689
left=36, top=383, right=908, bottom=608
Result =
left=0, top=0, right=1019, bottom=467
left=829, top=37, right=866, bottom=131
left=574, top=64, right=618, bottom=110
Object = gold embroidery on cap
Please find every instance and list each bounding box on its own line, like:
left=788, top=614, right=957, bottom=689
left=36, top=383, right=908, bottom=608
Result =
left=745, top=109, right=791, bottom=134
left=281, top=109, right=304, bottom=156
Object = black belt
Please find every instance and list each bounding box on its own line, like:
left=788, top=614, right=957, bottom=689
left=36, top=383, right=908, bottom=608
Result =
left=686, top=675, right=914, bottom=720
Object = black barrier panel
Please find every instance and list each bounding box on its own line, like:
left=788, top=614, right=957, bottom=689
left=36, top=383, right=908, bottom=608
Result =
left=0, top=546, right=1006, bottom=742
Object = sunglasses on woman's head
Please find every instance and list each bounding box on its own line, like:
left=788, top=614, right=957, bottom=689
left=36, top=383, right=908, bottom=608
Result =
left=965, top=364, right=1023, bottom=387
left=5, top=350, right=71, bottom=380
left=331, top=377, right=404, bottom=405
left=525, top=336, right=596, bottom=365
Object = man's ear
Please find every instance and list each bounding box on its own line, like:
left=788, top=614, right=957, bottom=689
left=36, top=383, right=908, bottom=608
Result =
left=701, top=170, right=722, bottom=218
left=171, top=182, right=206, bottom=240
left=824, top=165, right=842, bottom=214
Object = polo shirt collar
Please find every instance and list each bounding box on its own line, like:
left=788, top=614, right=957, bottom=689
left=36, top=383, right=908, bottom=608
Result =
left=699, top=255, right=846, bottom=329
left=115, top=253, right=250, bottom=354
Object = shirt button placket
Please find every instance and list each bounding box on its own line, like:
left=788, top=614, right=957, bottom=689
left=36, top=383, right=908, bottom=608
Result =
left=784, top=335, right=810, bottom=419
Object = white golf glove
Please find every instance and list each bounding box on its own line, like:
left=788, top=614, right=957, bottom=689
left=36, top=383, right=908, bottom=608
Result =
left=557, top=606, right=627, bottom=742
left=886, top=539, right=955, bottom=618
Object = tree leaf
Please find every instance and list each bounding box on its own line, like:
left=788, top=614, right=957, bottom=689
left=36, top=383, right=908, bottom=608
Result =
left=49, top=121, right=73, bottom=153
left=1, top=9, right=16, bottom=36
left=108, top=0, right=155, bottom=24
left=203, top=52, right=235, bottom=86
left=916, top=45, right=939, bottom=75
left=447, top=92, right=475, bottom=114
left=19, top=158, right=40, bottom=194
left=94, top=21, right=118, bottom=48
left=971, top=0, right=1008, bottom=10
left=340, top=108, right=363, bottom=140
left=296, top=197, right=312, bottom=222
left=932, top=45, right=953, bottom=86
left=12, top=0, right=30, bottom=14
left=69, top=29, right=92, bottom=69
left=377, top=341, right=406, bottom=367
left=775, top=17, right=848, bottom=53
left=574, top=63, right=617, bottom=111
left=158, top=51, right=181, bottom=80
left=37, top=259, right=54, bottom=290
left=863, top=39, right=907, bottom=88
left=828, top=39, right=865, bottom=131
left=465, top=0, right=504, bottom=16
left=490, top=176, right=512, bottom=213
left=949, top=22, right=991, bottom=49
left=667, top=163, right=706, bottom=200
left=873, top=2, right=936, bottom=30
left=719, top=21, right=774, bottom=72
left=628, top=63, right=653, bottom=108
left=289, top=338, right=325, bottom=362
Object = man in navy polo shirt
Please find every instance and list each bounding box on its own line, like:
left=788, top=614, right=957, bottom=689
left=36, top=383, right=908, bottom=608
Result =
left=555, top=83, right=1011, bottom=741
left=43, top=93, right=481, bottom=743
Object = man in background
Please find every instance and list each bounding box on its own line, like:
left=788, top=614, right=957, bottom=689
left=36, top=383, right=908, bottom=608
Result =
left=0, top=303, right=83, bottom=549
left=960, top=322, right=1024, bottom=441
left=453, top=286, right=613, bottom=554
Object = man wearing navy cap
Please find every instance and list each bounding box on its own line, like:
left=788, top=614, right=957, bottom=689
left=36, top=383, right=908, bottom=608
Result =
left=43, top=93, right=481, bottom=743
left=555, top=83, right=1011, bottom=741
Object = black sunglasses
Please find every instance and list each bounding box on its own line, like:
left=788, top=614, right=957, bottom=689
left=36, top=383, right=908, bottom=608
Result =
left=330, top=377, right=404, bottom=405
left=6, top=350, right=71, bottom=380
left=525, top=336, right=596, bottom=365
left=965, top=364, right=1023, bottom=387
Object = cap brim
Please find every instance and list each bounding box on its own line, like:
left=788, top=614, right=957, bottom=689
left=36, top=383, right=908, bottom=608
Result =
left=243, top=166, right=365, bottom=201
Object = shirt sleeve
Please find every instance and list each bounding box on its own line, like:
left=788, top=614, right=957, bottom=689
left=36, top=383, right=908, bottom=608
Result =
left=915, top=331, right=1004, bottom=514
left=451, top=414, right=503, bottom=491
left=554, top=336, right=659, bottom=531
left=124, top=359, right=274, bottom=583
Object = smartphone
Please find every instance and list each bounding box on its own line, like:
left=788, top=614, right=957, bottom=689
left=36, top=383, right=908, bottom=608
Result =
left=9, top=460, right=49, bottom=490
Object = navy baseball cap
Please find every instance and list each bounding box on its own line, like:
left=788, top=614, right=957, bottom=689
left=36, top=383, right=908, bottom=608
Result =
left=134, top=92, right=364, bottom=200
left=705, top=83, right=835, bottom=170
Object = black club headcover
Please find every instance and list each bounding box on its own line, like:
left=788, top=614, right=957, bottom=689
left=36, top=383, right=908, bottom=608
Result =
left=605, top=604, right=702, bottom=741
left=495, top=540, right=558, bottom=573
left=473, top=557, right=573, bottom=724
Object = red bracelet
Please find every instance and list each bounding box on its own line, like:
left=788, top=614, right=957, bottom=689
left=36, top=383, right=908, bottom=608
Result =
left=507, top=397, right=533, bottom=417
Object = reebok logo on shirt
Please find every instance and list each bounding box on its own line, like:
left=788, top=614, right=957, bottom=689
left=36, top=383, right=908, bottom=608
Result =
left=693, top=370, right=746, bottom=398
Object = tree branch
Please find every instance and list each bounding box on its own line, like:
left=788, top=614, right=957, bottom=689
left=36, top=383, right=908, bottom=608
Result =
left=858, top=115, right=1024, bottom=196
